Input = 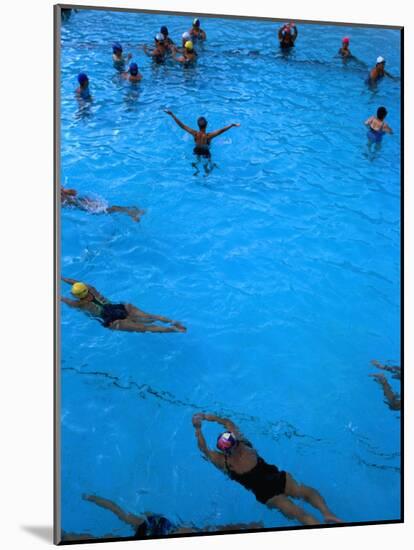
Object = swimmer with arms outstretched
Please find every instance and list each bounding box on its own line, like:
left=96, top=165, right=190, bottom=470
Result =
left=61, top=186, right=144, bottom=222
left=164, top=110, right=240, bottom=158
left=61, top=494, right=264, bottom=540
left=61, top=277, right=186, bottom=333
left=192, top=413, right=342, bottom=526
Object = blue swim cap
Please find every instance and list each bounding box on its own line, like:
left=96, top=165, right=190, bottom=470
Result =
left=112, top=42, right=123, bottom=53
left=160, top=26, right=169, bottom=36
left=77, top=72, right=88, bottom=85
left=129, top=62, right=138, bottom=75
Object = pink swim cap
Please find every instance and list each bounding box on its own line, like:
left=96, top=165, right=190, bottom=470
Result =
left=217, top=432, right=238, bottom=452
left=342, top=37, right=350, bottom=44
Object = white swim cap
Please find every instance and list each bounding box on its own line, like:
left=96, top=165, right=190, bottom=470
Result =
left=182, top=31, right=190, bottom=40
left=376, top=56, right=385, bottom=64
left=155, top=32, right=165, bottom=41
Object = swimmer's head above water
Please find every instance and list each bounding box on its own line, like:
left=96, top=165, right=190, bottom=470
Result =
left=77, top=73, right=89, bottom=87
left=193, top=18, right=201, bottom=28
left=342, top=37, right=350, bottom=45
left=129, top=62, right=139, bottom=76
left=197, top=116, right=207, bottom=129
left=71, top=282, right=89, bottom=300
left=155, top=32, right=165, bottom=43
left=217, top=432, right=238, bottom=454
left=112, top=42, right=123, bottom=54
left=160, top=26, right=169, bottom=37
left=377, top=106, right=388, bottom=120
left=281, top=22, right=296, bottom=36
left=376, top=56, right=385, bottom=66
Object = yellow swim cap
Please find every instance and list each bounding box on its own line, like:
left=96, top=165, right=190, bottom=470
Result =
left=71, top=282, right=89, bottom=299
left=185, top=40, right=194, bottom=51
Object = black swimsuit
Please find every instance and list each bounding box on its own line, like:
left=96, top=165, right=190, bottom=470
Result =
left=91, top=296, right=128, bottom=328
left=225, top=443, right=286, bottom=504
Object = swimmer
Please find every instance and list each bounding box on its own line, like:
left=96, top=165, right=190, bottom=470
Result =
left=192, top=413, right=342, bottom=526
left=66, top=494, right=264, bottom=540
left=164, top=110, right=240, bottom=157
left=338, top=37, right=351, bottom=58
left=173, top=41, right=197, bottom=65
left=364, top=106, right=393, bottom=147
left=278, top=22, right=298, bottom=49
left=189, top=18, right=206, bottom=41
left=112, top=42, right=132, bottom=71
left=121, top=62, right=143, bottom=83
left=143, top=33, right=167, bottom=64
left=370, top=360, right=401, bottom=411
left=61, top=277, right=187, bottom=333
left=160, top=25, right=175, bottom=51
left=76, top=73, right=91, bottom=100
left=61, top=186, right=145, bottom=222
left=368, top=56, right=396, bottom=85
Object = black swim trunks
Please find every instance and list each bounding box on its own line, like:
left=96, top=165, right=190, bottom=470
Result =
left=193, top=145, right=211, bottom=158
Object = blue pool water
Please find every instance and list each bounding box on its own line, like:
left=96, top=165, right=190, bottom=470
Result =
left=59, top=8, right=401, bottom=539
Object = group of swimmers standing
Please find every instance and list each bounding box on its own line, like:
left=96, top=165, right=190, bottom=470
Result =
left=61, top=13, right=400, bottom=538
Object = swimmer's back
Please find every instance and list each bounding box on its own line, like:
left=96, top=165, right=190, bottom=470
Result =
left=194, top=131, right=210, bottom=146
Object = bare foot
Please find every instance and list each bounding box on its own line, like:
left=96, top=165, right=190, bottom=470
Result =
left=172, top=322, right=187, bottom=333
left=371, top=359, right=384, bottom=370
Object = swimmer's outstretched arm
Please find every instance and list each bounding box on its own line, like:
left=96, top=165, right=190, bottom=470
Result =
left=384, top=70, right=399, bottom=80
left=370, top=373, right=401, bottom=411
left=61, top=296, right=82, bottom=308
left=207, top=123, right=240, bottom=140
left=192, top=414, right=226, bottom=468
left=61, top=276, right=78, bottom=285
left=83, top=494, right=145, bottom=529
left=371, top=360, right=400, bottom=377
left=164, top=110, right=197, bottom=135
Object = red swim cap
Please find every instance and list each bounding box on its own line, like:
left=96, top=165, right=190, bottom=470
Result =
left=342, top=37, right=350, bottom=44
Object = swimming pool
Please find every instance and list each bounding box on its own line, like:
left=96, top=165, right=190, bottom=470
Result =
left=59, top=8, right=401, bottom=539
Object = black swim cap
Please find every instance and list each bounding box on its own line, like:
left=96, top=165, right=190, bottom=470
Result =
left=377, top=106, right=388, bottom=120
left=161, top=26, right=169, bottom=36
left=197, top=116, right=207, bottom=128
